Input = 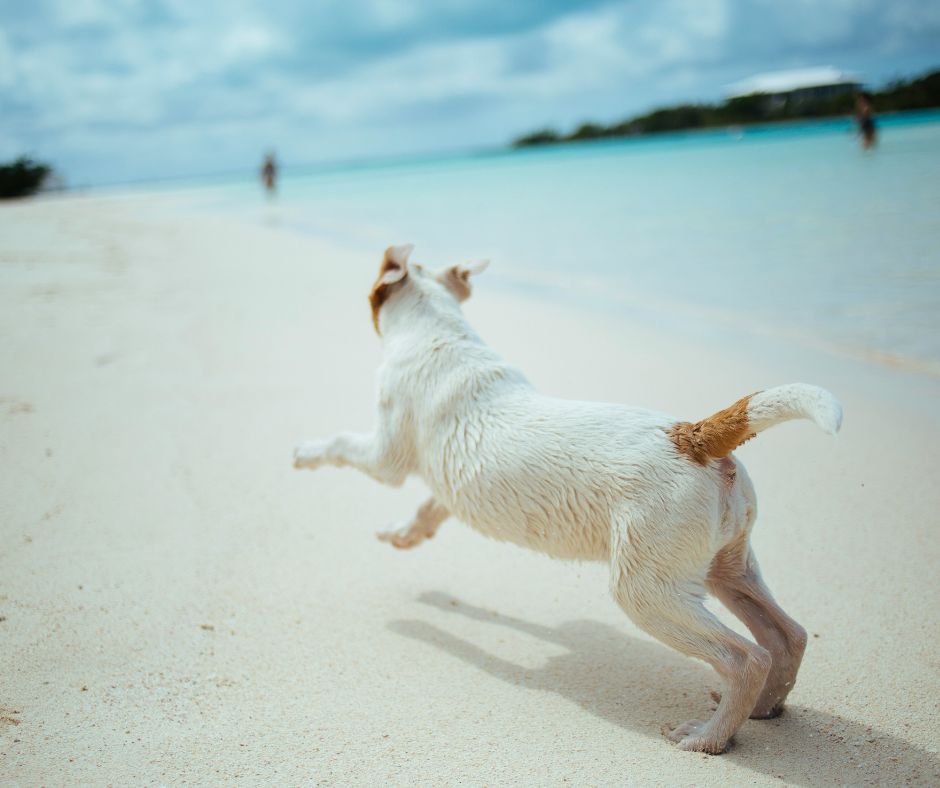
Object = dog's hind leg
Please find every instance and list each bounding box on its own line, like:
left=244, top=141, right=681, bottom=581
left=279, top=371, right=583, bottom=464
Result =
left=610, top=527, right=771, bottom=754
left=706, top=535, right=808, bottom=719
left=377, top=497, right=449, bottom=549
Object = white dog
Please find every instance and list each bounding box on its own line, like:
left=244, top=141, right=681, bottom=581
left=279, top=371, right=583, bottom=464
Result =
left=294, top=244, right=842, bottom=754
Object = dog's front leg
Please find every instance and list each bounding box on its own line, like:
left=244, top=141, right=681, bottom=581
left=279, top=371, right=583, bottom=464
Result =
left=293, top=430, right=408, bottom=486
left=377, top=497, right=450, bottom=549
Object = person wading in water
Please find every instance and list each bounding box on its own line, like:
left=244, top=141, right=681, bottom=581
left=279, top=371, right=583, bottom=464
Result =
left=854, top=92, right=877, bottom=150
left=261, top=151, right=278, bottom=196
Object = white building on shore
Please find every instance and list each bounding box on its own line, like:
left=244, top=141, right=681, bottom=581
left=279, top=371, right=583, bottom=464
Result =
left=726, top=66, right=863, bottom=108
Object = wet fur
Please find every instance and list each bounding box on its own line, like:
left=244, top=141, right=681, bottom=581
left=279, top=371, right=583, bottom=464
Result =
left=294, top=245, right=842, bottom=754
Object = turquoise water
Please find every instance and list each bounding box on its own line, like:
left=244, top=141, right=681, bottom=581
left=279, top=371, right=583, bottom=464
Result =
left=164, top=111, right=940, bottom=374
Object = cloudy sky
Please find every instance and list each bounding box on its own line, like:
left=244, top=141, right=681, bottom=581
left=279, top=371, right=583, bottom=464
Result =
left=2, top=0, right=939, bottom=185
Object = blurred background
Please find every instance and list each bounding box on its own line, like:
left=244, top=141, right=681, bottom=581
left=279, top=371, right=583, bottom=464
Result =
left=2, top=0, right=939, bottom=372
left=2, top=0, right=939, bottom=184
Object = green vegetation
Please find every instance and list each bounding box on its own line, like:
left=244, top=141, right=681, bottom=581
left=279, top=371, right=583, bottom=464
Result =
left=513, top=67, right=940, bottom=147
left=0, top=156, right=53, bottom=199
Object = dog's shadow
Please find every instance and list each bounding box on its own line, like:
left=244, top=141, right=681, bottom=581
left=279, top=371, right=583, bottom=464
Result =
left=390, top=592, right=938, bottom=786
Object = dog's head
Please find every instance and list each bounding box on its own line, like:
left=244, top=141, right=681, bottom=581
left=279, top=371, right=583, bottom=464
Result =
left=368, top=244, right=489, bottom=335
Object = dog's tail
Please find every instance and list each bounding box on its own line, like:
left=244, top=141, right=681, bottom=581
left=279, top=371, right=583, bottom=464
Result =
left=669, top=383, right=842, bottom=465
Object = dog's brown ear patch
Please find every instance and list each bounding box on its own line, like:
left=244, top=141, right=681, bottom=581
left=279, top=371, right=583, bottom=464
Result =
left=669, top=393, right=759, bottom=465
left=438, top=266, right=472, bottom=302
left=436, top=259, right=489, bottom=303
left=369, top=244, right=413, bottom=334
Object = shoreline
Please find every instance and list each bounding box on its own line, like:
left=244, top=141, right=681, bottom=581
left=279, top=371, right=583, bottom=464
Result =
left=1, top=194, right=938, bottom=785
left=29, top=107, right=940, bottom=196
left=487, top=266, right=940, bottom=382
left=512, top=100, right=940, bottom=150
left=63, top=187, right=936, bottom=385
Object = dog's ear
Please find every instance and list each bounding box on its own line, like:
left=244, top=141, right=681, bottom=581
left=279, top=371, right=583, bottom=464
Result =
left=437, top=259, right=489, bottom=302
left=370, top=244, right=414, bottom=334
left=379, top=243, right=414, bottom=284
left=456, top=259, right=489, bottom=279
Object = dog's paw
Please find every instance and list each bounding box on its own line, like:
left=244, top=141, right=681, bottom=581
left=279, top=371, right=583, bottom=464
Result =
left=376, top=523, right=430, bottom=550
left=667, top=720, right=729, bottom=754
left=293, top=441, right=326, bottom=470
left=666, top=719, right=706, bottom=744
left=749, top=702, right=785, bottom=719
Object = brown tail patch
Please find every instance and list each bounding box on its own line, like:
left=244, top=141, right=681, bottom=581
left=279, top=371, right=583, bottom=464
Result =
left=669, top=393, right=759, bottom=465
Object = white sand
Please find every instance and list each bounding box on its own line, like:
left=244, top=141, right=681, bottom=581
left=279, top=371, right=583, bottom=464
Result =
left=1, top=194, right=938, bottom=786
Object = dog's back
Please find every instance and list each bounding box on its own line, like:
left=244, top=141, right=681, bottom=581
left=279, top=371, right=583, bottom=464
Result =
left=375, top=264, right=723, bottom=561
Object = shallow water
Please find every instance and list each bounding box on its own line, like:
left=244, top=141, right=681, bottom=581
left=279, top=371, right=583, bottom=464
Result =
left=151, top=111, right=940, bottom=375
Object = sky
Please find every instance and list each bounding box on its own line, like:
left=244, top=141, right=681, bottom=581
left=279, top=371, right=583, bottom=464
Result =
left=2, top=0, right=939, bottom=186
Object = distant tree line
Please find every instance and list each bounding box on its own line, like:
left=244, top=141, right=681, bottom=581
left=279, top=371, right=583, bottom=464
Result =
left=0, top=156, right=53, bottom=199
left=513, top=67, right=940, bottom=147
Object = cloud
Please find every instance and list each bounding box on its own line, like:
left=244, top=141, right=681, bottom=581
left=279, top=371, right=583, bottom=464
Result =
left=1, top=0, right=938, bottom=184
left=271, top=2, right=734, bottom=123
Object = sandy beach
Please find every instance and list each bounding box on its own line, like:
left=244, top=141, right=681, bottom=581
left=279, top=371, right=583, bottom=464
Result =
left=1, top=194, right=939, bottom=786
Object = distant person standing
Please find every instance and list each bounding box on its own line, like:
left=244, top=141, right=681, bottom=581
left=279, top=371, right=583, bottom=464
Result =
left=261, top=151, right=278, bottom=196
left=854, top=92, right=877, bottom=150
